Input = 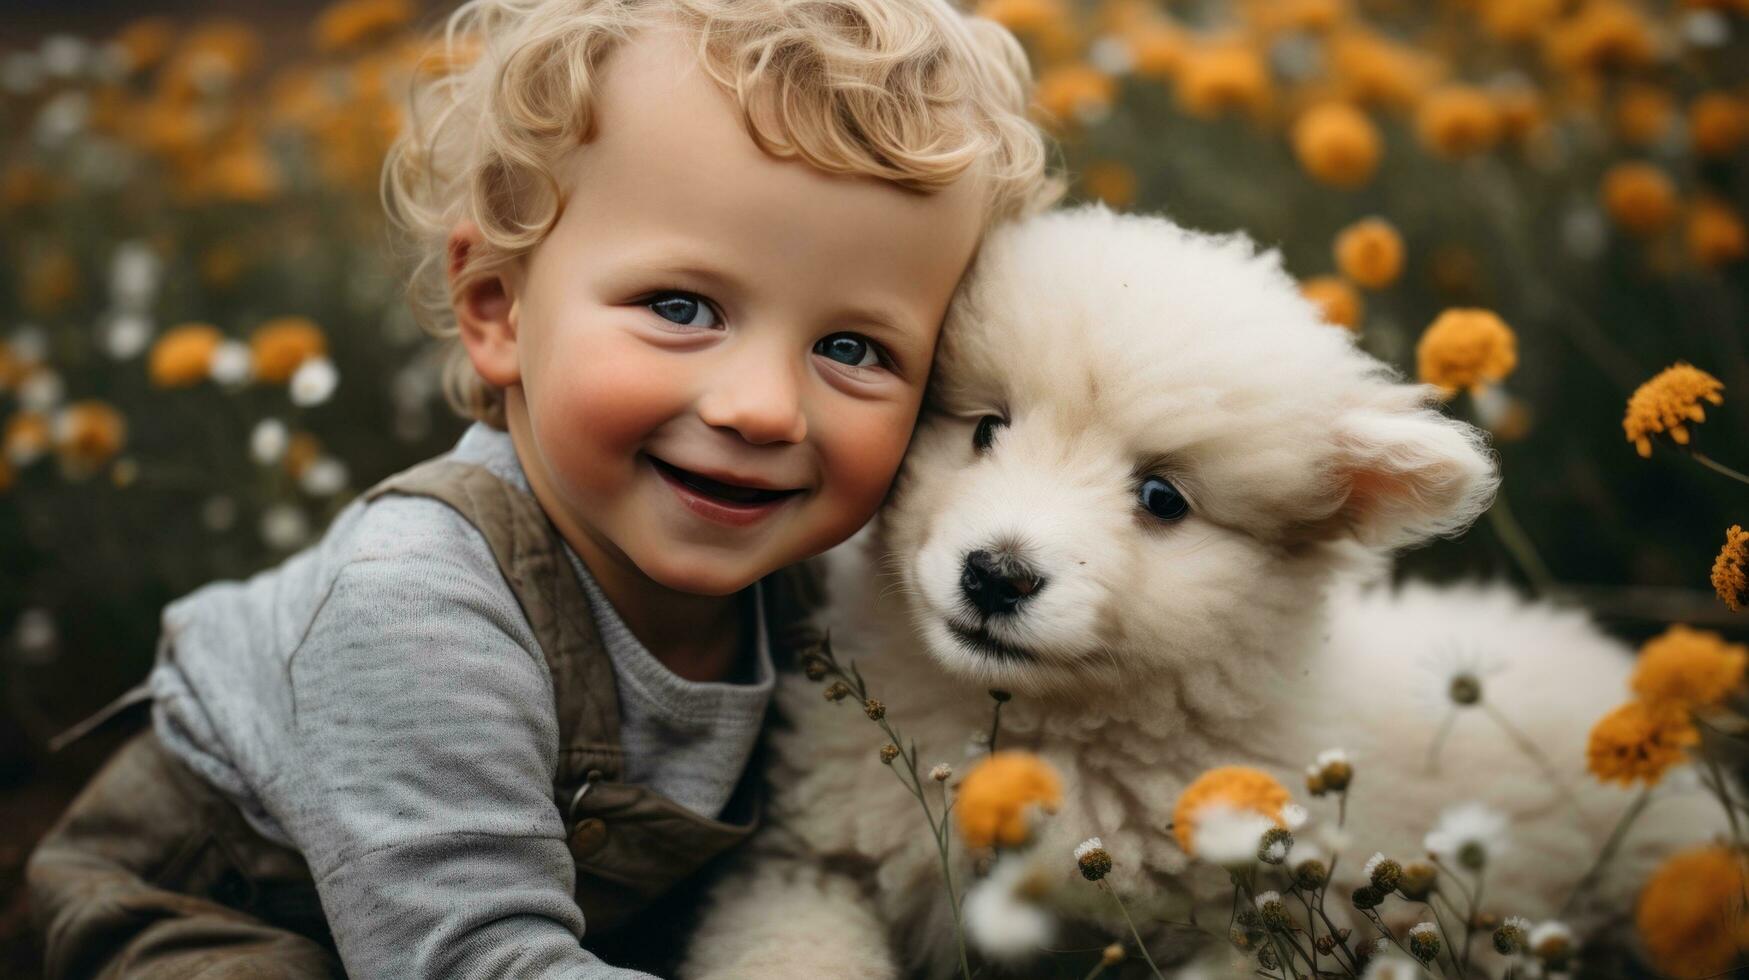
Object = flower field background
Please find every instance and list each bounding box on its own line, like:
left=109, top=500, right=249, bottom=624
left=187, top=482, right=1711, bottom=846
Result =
left=1, top=0, right=1747, bottom=975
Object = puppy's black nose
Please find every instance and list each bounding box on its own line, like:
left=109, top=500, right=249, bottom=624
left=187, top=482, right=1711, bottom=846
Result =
left=960, top=549, right=1046, bottom=618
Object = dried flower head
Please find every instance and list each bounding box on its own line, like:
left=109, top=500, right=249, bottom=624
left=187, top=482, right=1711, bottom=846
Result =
left=1100, top=943, right=1124, bottom=966
left=824, top=681, right=853, bottom=702
left=863, top=698, right=886, bottom=721
left=1258, top=826, right=1294, bottom=865
left=1586, top=699, right=1699, bottom=786
left=954, top=751, right=1063, bottom=849
left=802, top=654, right=829, bottom=681
left=1528, top=920, right=1576, bottom=969
left=1631, top=624, right=1747, bottom=710
left=1494, top=915, right=1530, bottom=955
left=1602, top=162, right=1678, bottom=238
left=1398, top=860, right=1438, bottom=901
left=931, top=762, right=954, bottom=782
left=1623, top=363, right=1725, bottom=458
left=1424, top=801, right=1510, bottom=871
left=1074, top=837, right=1113, bottom=881
left=1255, top=890, right=1290, bottom=931
left=1335, top=217, right=1404, bottom=290
left=1307, top=748, right=1354, bottom=795
left=1407, top=921, right=1442, bottom=963
left=1636, top=845, right=1749, bottom=978
left=1416, top=308, right=1517, bottom=395
left=1351, top=884, right=1385, bottom=910
left=879, top=743, right=900, bottom=765
left=1714, top=526, right=1749, bottom=613
left=1173, top=766, right=1293, bottom=856
left=1300, top=276, right=1364, bottom=332
left=1295, top=857, right=1330, bottom=890
left=1293, top=102, right=1382, bottom=188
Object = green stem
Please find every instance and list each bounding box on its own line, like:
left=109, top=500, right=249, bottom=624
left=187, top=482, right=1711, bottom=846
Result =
left=1560, top=785, right=1650, bottom=917
left=1485, top=491, right=1558, bottom=595
left=1426, top=896, right=1466, bottom=978
left=1688, top=449, right=1749, bottom=488
left=1425, top=710, right=1459, bottom=775
left=1099, top=881, right=1167, bottom=980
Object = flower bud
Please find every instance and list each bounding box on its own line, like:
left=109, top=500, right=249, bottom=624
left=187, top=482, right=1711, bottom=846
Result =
left=879, top=743, right=899, bottom=764
left=864, top=698, right=886, bottom=720
left=824, top=681, right=852, bottom=701
left=1408, top=922, right=1441, bottom=963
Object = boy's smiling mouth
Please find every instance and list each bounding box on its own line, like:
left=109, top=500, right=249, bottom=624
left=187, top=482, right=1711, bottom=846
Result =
left=645, top=454, right=804, bottom=507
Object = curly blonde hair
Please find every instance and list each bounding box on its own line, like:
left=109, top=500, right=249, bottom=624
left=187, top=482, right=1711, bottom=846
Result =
left=382, top=0, right=1064, bottom=427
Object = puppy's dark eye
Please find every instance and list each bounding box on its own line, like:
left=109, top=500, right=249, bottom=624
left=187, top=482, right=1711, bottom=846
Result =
left=1138, top=476, right=1189, bottom=521
left=973, top=415, right=1008, bottom=452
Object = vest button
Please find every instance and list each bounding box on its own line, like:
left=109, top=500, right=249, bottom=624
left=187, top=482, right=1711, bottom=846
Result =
left=569, top=818, right=609, bottom=859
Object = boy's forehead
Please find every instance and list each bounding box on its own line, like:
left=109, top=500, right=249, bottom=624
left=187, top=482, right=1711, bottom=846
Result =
left=558, top=25, right=989, bottom=326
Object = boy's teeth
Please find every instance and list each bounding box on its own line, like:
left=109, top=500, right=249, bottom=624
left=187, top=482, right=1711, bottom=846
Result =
left=663, top=460, right=789, bottom=504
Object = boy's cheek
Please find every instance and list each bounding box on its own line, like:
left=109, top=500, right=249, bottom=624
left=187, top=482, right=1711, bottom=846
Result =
left=810, top=406, right=919, bottom=535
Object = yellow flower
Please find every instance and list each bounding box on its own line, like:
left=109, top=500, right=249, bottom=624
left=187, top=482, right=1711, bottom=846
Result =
left=1637, top=846, right=1749, bottom=978
left=954, top=751, right=1063, bottom=849
left=1602, top=162, right=1678, bottom=238
left=160, top=21, right=263, bottom=101
left=149, top=323, right=225, bottom=388
left=1172, top=766, right=1292, bottom=854
left=1300, top=276, right=1363, bottom=331
left=206, top=137, right=283, bottom=204
left=1416, top=86, right=1502, bottom=158
left=1175, top=40, right=1270, bottom=119
left=1614, top=85, right=1675, bottom=147
left=112, top=17, right=176, bottom=74
left=1493, top=85, right=1545, bottom=143
left=1334, top=217, right=1404, bottom=290
left=1544, top=1, right=1658, bottom=75
left=1082, top=161, right=1137, bottom=208
left=1416, top=308, right=1518, bottom=395
left=1622, top=363, right=1724, bottom=458
left=250, top=317, right=328, bottom=384
left=54, top=401, right=127, bottom=475
left=1123, top=21, right=1188, bottom=79
left=313, top=0, right=415, bottom=55
left=1690, top=93, right=1747, bottom=160
left=976, top=0, right=1080, bottom=63
left=1688, top=198, right=1747, bottom=268
left=1035, top=64, right=1118, bottom=126
left=1632, top=625, right=1748, bottom=709
left=1292, top=102, right=1381, bottom=188
left=1715, top=526, right=1749, bottom=613
left=1241, top=0, right=1348, bottom=35
left=1586, top=700, right=1699, bottom=786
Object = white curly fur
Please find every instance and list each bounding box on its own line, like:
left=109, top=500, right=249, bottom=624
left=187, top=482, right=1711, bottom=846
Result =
left=680, top=206, right=1726, bottom=979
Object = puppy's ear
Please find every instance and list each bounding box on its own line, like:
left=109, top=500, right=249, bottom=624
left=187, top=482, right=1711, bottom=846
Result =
left=1322, top=384, right=1499, bottom=549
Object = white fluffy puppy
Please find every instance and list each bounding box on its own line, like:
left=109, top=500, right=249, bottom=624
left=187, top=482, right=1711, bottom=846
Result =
left=681, top=205, right=1723, bottom=979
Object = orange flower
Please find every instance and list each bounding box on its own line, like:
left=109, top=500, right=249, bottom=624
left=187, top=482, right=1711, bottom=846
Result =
left=1327, top=29, right=1442, bottom=110
left=1292, top=103, right=1381, bottom=188
left=1300, top=276, right=1363, bottom=331
left=250, top=317, right=328, bottom=384
left=1416, top=86, right=1502, bottom=158
left=1638, top=846, right=1749, bottom=978
left=1175, top=40, right=1270, bottom=118
left=1082, top=160, right=1137, bottom=208
left=284, top=431, right=324, bottom=480
left=313, top=0, right=414, bottom=55
left=1690, top=93, right=1748, bottom=160
left=954, top=751, right=1063, bottom=849
left=206, top=137, right=282, bottom=204
left=1688, top=199, right=1747, bottom=268
left=0, top=458, right=13, bottom=492
left=24, top=251, right=78, bottom=315
left=149, top=323, right=225, bottom=388
left=1241, top=0, right=1347, bottom=35
left=1493, top=85, right=1545, bottom=143
left=1622, top=363, right=1724, bottom=458
left=1172, top=766, right=1292, bottom=854
left=976, top=0, right=1081, bottom=62
left=1632, top=625, right=1748, bottom=710
left=1334, top=218, right=1404, bottom=290
left=1545, top=1, right=1658, bottom=74
left=1614, top=85, right=1675, bottom=147
left=160, top=21, right=263, bottom=100
left=1477, top=0, right=1564, bottom=42
left=54, top=401, right=127, bottom=475
left=1716, top=526, right=1749, bottom=613
left=1035, top=64, right=1118, bottom=125
left=1123, top=21, right=1188, bottom=79
left=1586, top=700, right=1699, bottom=786
left=112, top=17, right=176, bottom=74
left=1416, top=308, right=1518, bottom=395
left=1602, top=162, right=1678, bottom=238
left=4, top=412, right=51, bottom=466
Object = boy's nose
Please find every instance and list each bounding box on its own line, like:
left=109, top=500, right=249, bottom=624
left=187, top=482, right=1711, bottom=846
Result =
left=695, top=353, right=808, bottom=445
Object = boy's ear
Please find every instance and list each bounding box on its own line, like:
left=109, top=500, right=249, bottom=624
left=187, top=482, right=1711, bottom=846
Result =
left=447, top=220, right=521, bottom=389
left=1324, top=384, right=1500, bottom=550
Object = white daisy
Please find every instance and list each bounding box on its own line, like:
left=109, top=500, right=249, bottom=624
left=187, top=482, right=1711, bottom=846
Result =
left=963, top=854, right=1054, bottom=962
left=250, top=419, right=289, bottom=466
left=1424, top=801, right=1510, bottom=871
left=930, top=763, right=953, bottom=782
left=299, top=457, right=349, bottom=497
left=260, top=504, right=311, bottom=551
left=1073, top=837, right=1104, bottom=861
left=1363, top=852, right=1390, bottom=879
left=290, top=357, right=339, bottom=407
left=209, top=341, right=252, bottom=386
left=1190, top=804, right=1275, bottom=868
left=1360, top=957, right=1427, bottom=980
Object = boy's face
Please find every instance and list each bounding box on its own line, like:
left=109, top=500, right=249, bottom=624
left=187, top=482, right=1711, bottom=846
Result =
left=463, top=25, right=987, bottom=597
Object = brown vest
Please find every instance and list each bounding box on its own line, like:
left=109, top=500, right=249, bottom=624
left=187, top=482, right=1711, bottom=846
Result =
left=359, top=457, right=824, bottom=933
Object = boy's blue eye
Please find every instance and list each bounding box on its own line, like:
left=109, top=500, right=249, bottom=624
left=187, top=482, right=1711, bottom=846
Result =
left=648, top=292, right=718, bottom=328
left=815, top=332, right=880, bottom=369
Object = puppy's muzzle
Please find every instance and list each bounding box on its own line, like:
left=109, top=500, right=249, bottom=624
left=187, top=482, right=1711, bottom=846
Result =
left=959, top=549, right=1047, bottom=618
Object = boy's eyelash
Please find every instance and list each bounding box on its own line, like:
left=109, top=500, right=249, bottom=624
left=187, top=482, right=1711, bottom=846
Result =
left=636, top=288, right=899, bottom=373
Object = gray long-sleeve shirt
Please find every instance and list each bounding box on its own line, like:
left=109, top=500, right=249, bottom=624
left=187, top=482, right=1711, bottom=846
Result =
left=147, top=422, right=775, bottom=978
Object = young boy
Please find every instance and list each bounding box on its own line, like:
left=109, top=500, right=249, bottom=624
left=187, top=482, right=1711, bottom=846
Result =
left=28, top=0, right=1059, bottom=977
